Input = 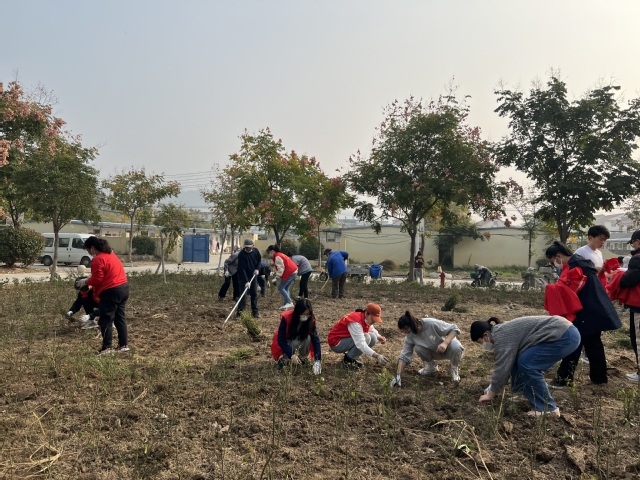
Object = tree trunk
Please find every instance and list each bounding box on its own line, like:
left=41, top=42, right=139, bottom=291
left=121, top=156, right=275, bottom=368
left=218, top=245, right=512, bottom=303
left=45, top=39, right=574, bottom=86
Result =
left=50, top=230, right=60, bottom=281
left=407, top=232, right=416, bottom=282
left=217, top=230, right=227, bottom=270
left=128, top=216, right=135, bottom=265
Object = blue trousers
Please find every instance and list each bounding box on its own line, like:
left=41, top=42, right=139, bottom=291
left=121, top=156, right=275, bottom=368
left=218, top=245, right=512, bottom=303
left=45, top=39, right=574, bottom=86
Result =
left=511, top=325, right=581, bottom=412
left=278, top=273, right=296, bottom=306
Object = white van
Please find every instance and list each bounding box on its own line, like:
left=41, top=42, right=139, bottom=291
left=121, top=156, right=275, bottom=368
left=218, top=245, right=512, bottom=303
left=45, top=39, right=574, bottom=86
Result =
left=40, top=233, right=94, bottom=267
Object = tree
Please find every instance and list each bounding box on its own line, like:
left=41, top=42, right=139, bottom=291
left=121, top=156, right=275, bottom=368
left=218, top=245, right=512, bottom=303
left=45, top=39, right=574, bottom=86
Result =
left=153, top=203, right=191, bottom=282
left=346, top=96, right=512, bottom=280
left=102, top=168, right=180, bottom=264
left=504, top=186, right=545, bottom=267
left=225, top=129, right=351, bottom=247
left=623, top=194, right=640, bottom=231
left=0, top=80, right=65, bottom=225
left=494, top=76, right=640, bottom=243
left=14, top=136, right=100, bottom=279
left=202, top=167, right=252, bottom=262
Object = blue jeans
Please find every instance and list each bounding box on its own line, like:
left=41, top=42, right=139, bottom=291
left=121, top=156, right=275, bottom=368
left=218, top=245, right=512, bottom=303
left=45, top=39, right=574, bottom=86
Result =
left=278, top=273, right=296, bottom=305
left=511, top=325, right=581, bottom=412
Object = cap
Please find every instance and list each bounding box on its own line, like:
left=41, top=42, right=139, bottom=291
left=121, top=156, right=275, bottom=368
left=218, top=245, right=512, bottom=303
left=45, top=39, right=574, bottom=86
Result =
left=365, top=303, right=382, bottom=323
left=243, top=239, right=254, bottom=247
left=323, top=248, right=332, bottom=255
left=628, top=230, right=640, bottom=244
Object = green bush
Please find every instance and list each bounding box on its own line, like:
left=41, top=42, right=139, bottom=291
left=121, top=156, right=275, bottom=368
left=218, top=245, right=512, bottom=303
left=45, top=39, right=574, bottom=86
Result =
left=0, top=227, right=45, bottom=267
left=132, top=235, right=156, bottom=255
left=279, top=238, right=298, bottom=257
left=299, top=237, right=323, bottom=262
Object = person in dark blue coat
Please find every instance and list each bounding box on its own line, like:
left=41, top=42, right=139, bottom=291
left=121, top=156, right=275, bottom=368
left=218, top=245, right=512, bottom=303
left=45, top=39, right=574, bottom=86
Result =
left=324, top=248, right=349, bottom=299
left=549, top=248, right=622, bottom=387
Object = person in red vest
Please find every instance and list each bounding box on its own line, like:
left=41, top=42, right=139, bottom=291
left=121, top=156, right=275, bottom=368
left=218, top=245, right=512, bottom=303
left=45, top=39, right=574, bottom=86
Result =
left=327, top=303, right=389, bottom=369
left=75, top=237, right=129, bottom=355
left=270, top=298, right=322, bottom=374
left=266, top=245, right=298, bottom=311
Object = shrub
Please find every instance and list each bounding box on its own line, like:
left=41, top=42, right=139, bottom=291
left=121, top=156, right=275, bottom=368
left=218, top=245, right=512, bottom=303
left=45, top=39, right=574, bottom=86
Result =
left=132, top=236, right=156, bottom=255
left=0, top=227, right=45, bottom=267
left=379, top=259, right=397, bottom=271
left=279, top=238, right=298, bottom=257
left=299, top=237, right=323, bottom=262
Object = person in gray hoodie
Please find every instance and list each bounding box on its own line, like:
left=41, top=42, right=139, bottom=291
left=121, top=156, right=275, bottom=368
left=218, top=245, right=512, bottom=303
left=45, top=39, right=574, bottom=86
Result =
left=471, top=315, right=580, bottom=417
left=218, top=248, right=240, bottom=301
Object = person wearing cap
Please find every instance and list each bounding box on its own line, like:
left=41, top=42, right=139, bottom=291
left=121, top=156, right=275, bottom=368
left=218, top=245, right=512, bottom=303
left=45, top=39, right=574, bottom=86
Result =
left=608, top=230, right=640, bottom=381
left=323, top=248, right=349, bottom=299
left=266, top=245, right=298, bottom=311
left=470, top=315, right=580, bottom=417
left=390, top=311, right=464, bottom=386
left=236, top=238, right=262, bottom=318
left=327, top=303, right=388, bottom=368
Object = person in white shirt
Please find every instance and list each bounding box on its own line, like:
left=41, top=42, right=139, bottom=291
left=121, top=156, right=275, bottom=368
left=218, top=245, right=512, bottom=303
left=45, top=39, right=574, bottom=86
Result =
left=573, top=225, right=610, bottom=272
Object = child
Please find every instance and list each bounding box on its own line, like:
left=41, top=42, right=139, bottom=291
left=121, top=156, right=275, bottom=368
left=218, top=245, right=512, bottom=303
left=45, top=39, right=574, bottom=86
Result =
left=66, top=265, right=99, bottom=329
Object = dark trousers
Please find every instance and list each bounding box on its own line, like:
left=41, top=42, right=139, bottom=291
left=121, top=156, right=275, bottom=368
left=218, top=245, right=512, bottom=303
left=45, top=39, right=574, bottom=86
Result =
left=257, top=266, right=271, bottom=295
left=298, top=271, right=312, bottom=298
left=555, top=331, right=607, bottom=385
left=218, top=274, right=239, bottom=300
left=69, top=293, right=98, bottom=315
left=99, top=283, right=130, bottom=350
left=331, top=272, right=347, bottom=299
left=630, top=311, right=638, bottom=364
left=238, top=278, right=259, bottom=317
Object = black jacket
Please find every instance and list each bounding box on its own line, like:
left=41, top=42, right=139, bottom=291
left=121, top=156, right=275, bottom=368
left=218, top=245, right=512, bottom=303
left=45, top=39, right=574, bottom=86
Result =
left=620, top=249, right=640, bottom=290
left=569, top=254, right=621, bottom=336
left=237, top=248, right=262, bottom=285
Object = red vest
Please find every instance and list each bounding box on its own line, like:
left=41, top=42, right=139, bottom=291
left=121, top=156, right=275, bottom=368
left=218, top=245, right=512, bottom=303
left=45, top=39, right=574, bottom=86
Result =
left=607, top=270, right=640, bottom=308
left=327, top=311, right=369, bottom=347
left=274, top=252, right=298, bottom=280
left=543, top=265, right=586, bottom=322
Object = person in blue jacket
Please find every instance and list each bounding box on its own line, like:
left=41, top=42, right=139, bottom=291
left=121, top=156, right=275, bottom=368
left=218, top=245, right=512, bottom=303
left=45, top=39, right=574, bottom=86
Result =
left=324, top=248, right=349, bottom=299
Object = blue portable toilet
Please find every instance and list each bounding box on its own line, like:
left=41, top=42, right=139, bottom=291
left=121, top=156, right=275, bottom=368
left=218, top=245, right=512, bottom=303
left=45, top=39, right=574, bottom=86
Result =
left=369, top=264, right=383, bottom=279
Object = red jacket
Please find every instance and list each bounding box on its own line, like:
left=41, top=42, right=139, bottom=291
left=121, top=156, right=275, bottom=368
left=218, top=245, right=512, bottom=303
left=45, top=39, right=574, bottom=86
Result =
left=598, top=257, right=621, bottom=288
left=327, top=311, right=370, bottom=347
left=87, top=251, right=127, bottom=297
left=543, top=265, right=586, bottom=322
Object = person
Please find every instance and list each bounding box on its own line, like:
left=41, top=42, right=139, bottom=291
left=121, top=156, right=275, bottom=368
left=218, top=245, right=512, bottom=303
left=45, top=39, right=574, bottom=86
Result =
left=545, top=240, right=621, bottom=387
left=414, top=251, right=425, bottom=285
left=291, top=254, right=313, bottom=299
left=324, top=248, right=349, bottom=299
left=236, top=238, right=262, bottom=318
left=256, top=260, right=272, bottom=297
left=66, top=265, right=100, bottom=329
left=607, top=230, right=640, bottom=381
left=473, top=264, right=493, bottom=285
left=574, top=225, right=609, bottom=273
left=266, top=245, right=298, bottom=310
left=390, top=311, right=463, bottom=386
left=75, top=237, right=129, bottom=355
left=327, top=303, right=388, bottom=368
left=218, top=248, right=240, bottom=302
left=270, top=298, right=322, bottom=374
left=471, top=315, right=581, bottom=417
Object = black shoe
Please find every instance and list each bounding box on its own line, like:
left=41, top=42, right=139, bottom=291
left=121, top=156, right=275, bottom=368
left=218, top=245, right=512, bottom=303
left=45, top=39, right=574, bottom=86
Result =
left=218, top=296, right=225, bottom=302
left=252, top=312, right=260, bottom=319
left=343, top=355, right=363, bottom=369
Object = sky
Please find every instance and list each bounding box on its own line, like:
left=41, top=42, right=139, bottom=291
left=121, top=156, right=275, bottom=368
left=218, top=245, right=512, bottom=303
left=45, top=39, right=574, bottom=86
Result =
left=3, top=1, right=640, bottom=208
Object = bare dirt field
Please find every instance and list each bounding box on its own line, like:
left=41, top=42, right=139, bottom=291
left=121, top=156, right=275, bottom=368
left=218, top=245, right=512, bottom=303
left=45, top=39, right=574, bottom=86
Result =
left=1, top=273, right=639, bottom=479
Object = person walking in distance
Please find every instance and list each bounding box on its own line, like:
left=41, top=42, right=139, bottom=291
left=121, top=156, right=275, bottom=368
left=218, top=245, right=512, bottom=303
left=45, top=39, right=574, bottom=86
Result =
left=76, top=237, right=130, bottom=355
left=324, top=248, right=349, bottom=299
left=236, top=239, right=261, bottom=318
left=414, top=251, right=425, bottom=285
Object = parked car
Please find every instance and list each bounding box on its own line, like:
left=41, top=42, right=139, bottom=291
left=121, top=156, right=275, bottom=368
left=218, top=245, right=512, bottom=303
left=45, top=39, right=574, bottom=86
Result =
left=40, top=233, right=94, bottom=267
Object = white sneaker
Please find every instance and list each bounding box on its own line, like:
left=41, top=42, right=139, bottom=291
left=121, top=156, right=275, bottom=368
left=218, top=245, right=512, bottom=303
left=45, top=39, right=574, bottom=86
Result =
left=580, top=351, right=590, bottom=364
left=450, top=365, right=461, bottom=383
left=279, top=303, right=294, bottom=311
left=625, top=372, right=639, bottom=382
left=79, top=314, right=91, bottom=322
left=81, top=319, right=99, bottom=330
left=418, top=362, right=439, bottom=375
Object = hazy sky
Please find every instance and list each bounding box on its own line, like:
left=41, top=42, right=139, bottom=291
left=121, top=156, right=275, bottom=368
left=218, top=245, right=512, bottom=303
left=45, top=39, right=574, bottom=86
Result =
left=3, top=1, right=640, bottom=205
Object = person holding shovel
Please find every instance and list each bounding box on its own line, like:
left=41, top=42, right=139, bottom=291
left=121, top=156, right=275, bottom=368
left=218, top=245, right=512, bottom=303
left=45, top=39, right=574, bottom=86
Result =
left=236, top=239, right=261, bottom=318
